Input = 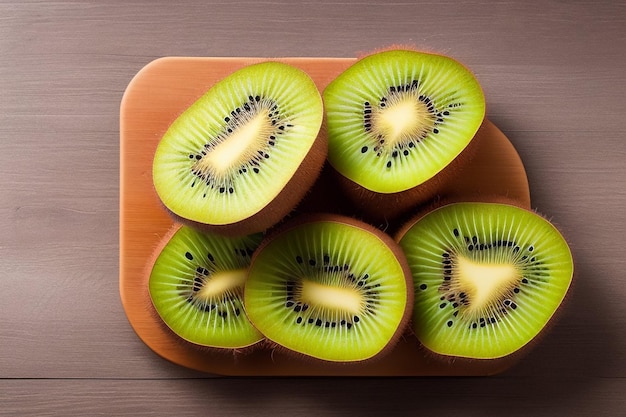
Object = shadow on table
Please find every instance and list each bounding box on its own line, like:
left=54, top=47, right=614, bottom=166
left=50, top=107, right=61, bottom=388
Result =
left=167, top=252, right=620, bottom=417
left=175, top=251, right=619, bottom=414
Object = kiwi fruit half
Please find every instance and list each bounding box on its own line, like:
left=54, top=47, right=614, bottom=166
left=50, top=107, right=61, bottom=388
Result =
left=152, top=61, right=326, bottom=236
left=243, top=214, right=413, bottom=363
left=148, top=225, right=264, bottom=349
left=323, top=49, right=486, bottom=221
left=396, top=202, right=574, bottom=360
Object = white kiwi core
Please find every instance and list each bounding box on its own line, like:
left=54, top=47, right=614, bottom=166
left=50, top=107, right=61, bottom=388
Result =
left=197, top=268, right=248, bottom=300
left=454, top=256, right=520, bottom=315
left=372, top=92, right=435, bottom=148
left=194, top=110, right=273, bottom=176
left=299, top=279, right=363, bottom=315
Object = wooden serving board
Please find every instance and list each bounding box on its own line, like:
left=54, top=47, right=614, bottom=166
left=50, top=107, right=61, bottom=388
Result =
left=119, top=57, right=531, bottom=376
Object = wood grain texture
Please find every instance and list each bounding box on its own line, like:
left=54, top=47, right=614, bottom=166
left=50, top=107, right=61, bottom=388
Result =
left=1, top=0, right=625, bottom=414
left=1, top=377, right=626, bottom=417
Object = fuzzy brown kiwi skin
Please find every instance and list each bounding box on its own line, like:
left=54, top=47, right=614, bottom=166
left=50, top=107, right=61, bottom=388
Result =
left=160, top=123, right=328, bottom=237
left=405, top=333, right=524, bottom=376
left=406, top=290, right=573, bottom=376
left=247, top=212, right=415, bottom=364
left=370, top=119, right=533, bottom=233
left=393, top=194, right=530, bottom=240
left=332, top=124, right=484, bottom=225
left=326, top=47, right=486, bottom=226
left=256, top=331, right=415, bottom=372
left=143, top=224, right=264, bottom=356
left=355, top=43, right=443, bottom=60
left=394, top=200, right=575, bottom=372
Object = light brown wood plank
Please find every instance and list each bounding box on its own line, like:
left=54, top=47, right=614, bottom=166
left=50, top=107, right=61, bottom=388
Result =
left=1, top=377, right=625, bottom=416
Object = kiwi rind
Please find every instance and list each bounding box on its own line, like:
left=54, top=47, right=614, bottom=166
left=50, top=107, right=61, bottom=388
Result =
left=323, top=49, right=486, bottom=223
left=243, top=213, right=414, bottom=363
left=396, top=201, right=574, bottom=360
left=147, top=224, right=265, bottom=350
left=152, top=61, right=326, bottom=236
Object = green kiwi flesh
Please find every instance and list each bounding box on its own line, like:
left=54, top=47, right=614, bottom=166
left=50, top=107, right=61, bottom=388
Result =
left=323, top=49, right=485, bottom=194
left=148, top=225, right=264, bottom=349
left=244, top=214, right=413, bottom=363
left=152, top=61, right=325, bottom=234
left=397, top=202, right=574, bottom=359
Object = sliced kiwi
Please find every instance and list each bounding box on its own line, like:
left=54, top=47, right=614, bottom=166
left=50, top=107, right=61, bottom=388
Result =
left=152, top=61, right=326, bottom=236
left=323, top=49, right=486, bottom=220
left=396, top=202, right=574, bottom=360
left=148, top=225, right=264, bottom=349
left=243, top=214, right=413, bottom=363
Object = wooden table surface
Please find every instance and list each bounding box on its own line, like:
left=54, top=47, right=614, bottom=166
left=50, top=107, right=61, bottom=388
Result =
left=1, top=0, right=625, bottom=415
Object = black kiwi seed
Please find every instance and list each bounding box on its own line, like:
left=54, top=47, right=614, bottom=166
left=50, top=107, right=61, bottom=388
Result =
left=193, top=277, right=203, bottom=292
